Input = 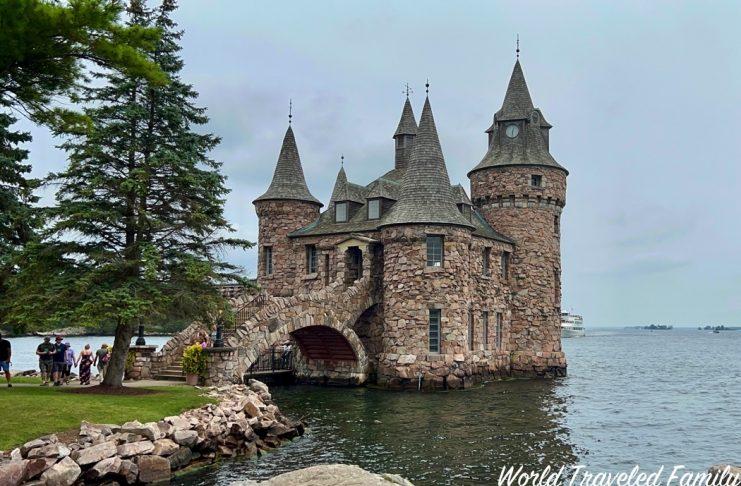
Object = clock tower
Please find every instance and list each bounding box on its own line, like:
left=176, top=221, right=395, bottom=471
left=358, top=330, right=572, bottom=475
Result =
left=468, top=59, right=568, bottom=377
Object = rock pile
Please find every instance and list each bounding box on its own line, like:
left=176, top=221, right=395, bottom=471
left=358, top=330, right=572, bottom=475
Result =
left=0, top=380, right=303, bottom=485
left=234, top=464, right=414, bottom=485
left=708, top=465, right=741, bottom=486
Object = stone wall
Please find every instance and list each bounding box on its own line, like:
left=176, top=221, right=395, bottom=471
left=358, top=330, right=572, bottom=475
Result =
left=126, top=345, right=157, bottom=381
left=255, top=200, right=321, bottom=297
left=376, top=225, right=513, bottom=389
left=202, top=347, right=240, bottom=386
left=148, top=322, right=207, bottom=379
left=470, top=165, right=567, bottom=375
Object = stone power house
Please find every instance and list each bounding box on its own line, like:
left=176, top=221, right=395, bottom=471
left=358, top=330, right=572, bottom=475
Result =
left=248, top=60, right=568, bottom=389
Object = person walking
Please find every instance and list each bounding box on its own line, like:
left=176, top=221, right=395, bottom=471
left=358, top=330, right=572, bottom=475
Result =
left=76, top=344, right=94, bottom=385
left=0, top=332, right=11, bottom=388
left=93, top=343, right=109, bottom=381
left=51, top=336, right=68, bottom=386
left=63, top=341, right=75, bottom=384
left=36, top=336, right=54, bottom=385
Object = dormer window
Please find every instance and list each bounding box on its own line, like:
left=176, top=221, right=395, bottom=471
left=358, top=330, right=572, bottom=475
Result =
left=458, top=204, right=472, bottom=221
left=335, top=202, right=348, bottom=222
left=368, top=199, right=381, bottom=220
left=531, top=175, right=543, bottom=187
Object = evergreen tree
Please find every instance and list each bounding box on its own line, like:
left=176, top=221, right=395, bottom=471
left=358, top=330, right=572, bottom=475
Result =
left=15, top=0, right=251, bottom=386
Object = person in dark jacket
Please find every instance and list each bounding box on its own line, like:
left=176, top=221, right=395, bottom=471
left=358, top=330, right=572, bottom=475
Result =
left=0, top=332, right=11, bottom=388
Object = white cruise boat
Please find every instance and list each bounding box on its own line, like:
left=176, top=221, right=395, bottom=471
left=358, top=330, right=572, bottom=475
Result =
left=561, top=312, right=585, bottom=338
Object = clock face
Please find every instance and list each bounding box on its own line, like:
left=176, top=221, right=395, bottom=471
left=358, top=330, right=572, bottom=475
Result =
left=505, top=124, right=519, bottom=138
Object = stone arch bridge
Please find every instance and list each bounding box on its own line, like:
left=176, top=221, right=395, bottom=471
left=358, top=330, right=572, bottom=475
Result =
left=224, top=275, right=381, bottom=384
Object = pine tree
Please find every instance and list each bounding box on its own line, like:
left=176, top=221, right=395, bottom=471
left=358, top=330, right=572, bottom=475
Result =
left=0, top=112, right=39, bottom=314
left=30, top=0, right=251, bottom=386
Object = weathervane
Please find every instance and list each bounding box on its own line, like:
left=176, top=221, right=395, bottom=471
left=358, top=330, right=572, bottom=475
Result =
left=516, top=34, right=520, bottom=59
left=288, top=99, right=293, bottom=125
left=425, top=78, right=430, bottom=95
left=403, top=83, right=413, bottom=98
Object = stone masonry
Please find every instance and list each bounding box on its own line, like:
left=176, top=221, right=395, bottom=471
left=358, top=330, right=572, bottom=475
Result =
left=228, top=57, right=571, bottom=389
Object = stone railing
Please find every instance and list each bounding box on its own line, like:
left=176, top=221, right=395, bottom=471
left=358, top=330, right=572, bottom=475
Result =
left=148, top=322, right=207, bottom=378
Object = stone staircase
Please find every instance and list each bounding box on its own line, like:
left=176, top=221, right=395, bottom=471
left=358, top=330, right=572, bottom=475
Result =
left=154, top=358, right=185, bottom=382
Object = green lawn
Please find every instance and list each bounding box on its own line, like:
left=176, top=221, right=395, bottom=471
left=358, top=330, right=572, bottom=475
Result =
left=0, top=386, right=214, bottom=450
left=6, top=376, right=43, bottom=384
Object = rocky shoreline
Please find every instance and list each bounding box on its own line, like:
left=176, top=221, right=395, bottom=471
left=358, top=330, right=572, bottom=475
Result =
left=0, top=380, right=303, bottom=485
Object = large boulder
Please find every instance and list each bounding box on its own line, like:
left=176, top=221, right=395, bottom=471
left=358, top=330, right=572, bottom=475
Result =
left=116, top=440, right=155, bottom=458
left=70, top=440, right=117, bottom=466
left=119, top=459, right=139, bottom=485
left=23, top=458, right=56, bottom=481
left=83, top=456, right=122, bottom=481
left=233, top=464, right=414, bottom=485
left=152, top=438, right=179, bottom=456
left=167, top=447, right=193, bottom=471
left=40, top=457, right=81, bottom=486
left=171, top=429, right=198, bottom=448
left=120, top=421, right=162, bottom=441
left=248, top=379, right=270, bottom=395
left=708, top=465, right=741, bottom=485
left=0, top=460, right=27, bottom=486
left=27, top=443, right=70, bottom=460
left=137, top=455, right=171, bottom=483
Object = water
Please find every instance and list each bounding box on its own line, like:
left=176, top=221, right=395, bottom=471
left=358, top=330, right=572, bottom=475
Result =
left=4, top=336, right=172, bottom=372
left=176, top=328, right=741, bottom=485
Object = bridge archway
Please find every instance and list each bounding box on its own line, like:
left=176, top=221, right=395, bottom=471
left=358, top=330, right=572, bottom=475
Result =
left=233, top=276, right=379, bottom=385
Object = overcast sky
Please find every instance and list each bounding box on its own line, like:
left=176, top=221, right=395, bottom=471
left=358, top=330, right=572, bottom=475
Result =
left=18, top=1, right=741, bottom=326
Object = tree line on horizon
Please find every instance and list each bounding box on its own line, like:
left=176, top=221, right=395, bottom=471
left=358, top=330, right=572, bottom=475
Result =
left=0, top=0, right=253, bottom=387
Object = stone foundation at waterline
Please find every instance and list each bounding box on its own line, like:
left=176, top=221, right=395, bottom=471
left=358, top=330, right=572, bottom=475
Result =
left=0, top=381, right=303, bottom=485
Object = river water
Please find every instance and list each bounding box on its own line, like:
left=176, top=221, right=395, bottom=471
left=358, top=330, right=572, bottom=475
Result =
left=5, top=336, right=172, bottom=372
left=175, top=328, right=741, bottom=485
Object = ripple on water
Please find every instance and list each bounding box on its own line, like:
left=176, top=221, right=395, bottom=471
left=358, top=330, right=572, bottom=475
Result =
left=174, top=329, right=741, bottom=486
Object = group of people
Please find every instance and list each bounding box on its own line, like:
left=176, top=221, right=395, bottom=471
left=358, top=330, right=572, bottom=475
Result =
left=35, top=336, right=110, bottom=386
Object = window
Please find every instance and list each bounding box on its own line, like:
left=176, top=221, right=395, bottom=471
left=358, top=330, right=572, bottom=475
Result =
left=483, top=247, right=491, bottom=276
left=335, top=202, right=348, bottom=222
left=305, top=245, right=317, bottom=274
left=429, top=309, right=441, bottom=353
left=531, top=174, right=543, bottom=187
left=368, top=199, right=381, bottom=219
left=501, top=251, right=510, bottom=279
left=468, top=308, right=474, bottom=351
left=263, top=246, right=273, bottom=275
left=426, top=236, right=444, bottom=267
left=496, top=313, right=503, bottom=349
left=483, top=311, right=489, bottom=349
left=554, top=215, right=560, bottom=234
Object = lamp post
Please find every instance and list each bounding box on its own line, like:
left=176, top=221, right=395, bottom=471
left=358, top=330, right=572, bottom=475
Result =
left=135, top=320, right=146, bottom=346
left=213, top=315, right=224, bottom=348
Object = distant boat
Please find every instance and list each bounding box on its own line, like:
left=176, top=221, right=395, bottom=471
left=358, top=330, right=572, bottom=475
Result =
left=561, top=312, right=585, bottom=338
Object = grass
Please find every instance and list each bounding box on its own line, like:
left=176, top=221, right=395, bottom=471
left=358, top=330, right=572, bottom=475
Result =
left=6, top=376, right=43, bottom=384
left=0, top=385, right=214, bottom=450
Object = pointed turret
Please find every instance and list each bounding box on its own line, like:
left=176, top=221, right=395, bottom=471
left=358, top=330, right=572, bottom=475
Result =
left=496, top=60, right=534, bottom=121
left=330, top=165, right=364, bottom=205
left=381, top=97, right=474, bottom=229
left=392, top=97, right=418, bottom=171
left=471, top=60, right=566, bottom=176
left=254, top=126, right=322, bottom=206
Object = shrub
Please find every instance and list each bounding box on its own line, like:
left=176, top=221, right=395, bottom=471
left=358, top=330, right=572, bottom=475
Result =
left=182, top=344, right=207, bottom=376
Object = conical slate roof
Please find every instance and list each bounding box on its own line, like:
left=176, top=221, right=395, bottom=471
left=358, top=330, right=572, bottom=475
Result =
left=381, top=97, right=474, bottom=229
left=254, top=126, right=322, bottom=206
left=471, top=60, right=567, bottom=175
left=453, top=184, right=473, bottom=206
left=495, top=60, right=534, bottom=121
left=393, top=97, right=418, bottom=137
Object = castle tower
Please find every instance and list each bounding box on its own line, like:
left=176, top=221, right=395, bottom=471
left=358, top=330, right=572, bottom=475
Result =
left=378, top=96, right=476, bottom=387
left=392, top=96, right=418, bottom=171
left=468, top=60, right=568, bottom=376
left=253, top=125, right=322, bottom=296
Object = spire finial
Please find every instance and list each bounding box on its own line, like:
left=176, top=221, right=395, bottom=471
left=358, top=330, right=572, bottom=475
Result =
left=340, top=154, right=344, bottom=167
left=516, top=34, right=520, bottom=59
left=403, top=83, right=413, bottom=98
left=425, top=78, right=430, bottom=95
left=288, top=99, right=293, bottom=125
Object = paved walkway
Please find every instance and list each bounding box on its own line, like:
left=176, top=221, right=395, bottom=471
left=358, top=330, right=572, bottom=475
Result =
left=8, top=379, right=185, bottom=388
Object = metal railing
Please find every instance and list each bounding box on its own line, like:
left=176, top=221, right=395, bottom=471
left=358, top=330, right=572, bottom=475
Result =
left=246, top=345, right=293, bottom=378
